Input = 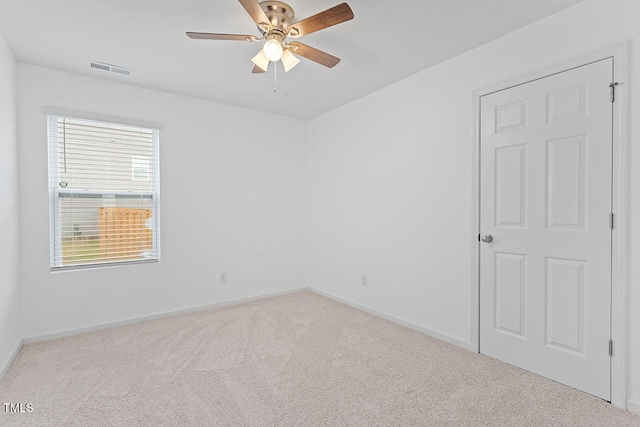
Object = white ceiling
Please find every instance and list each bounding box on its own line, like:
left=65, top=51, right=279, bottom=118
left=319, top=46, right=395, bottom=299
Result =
left=0, top=0, right=578, bottom=119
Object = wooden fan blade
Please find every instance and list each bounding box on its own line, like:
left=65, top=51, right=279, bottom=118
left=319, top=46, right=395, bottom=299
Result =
left=289, top=42, right=340, bottom=68
left=252, top=63, right=268, bottom=73
left=286, top=3, right=353, bottom=38
left=187, top=32, right=259, bottom=42
left=238, top=0, right=271, bottom=28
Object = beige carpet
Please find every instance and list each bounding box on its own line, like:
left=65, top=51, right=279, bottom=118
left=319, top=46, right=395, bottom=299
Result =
left=1, top=290, right=638, bottom=426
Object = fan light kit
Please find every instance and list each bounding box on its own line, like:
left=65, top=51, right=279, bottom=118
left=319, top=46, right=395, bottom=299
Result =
left=263, top=37, right=283, bottom=61
left=187, top=0, right=354, bottom=78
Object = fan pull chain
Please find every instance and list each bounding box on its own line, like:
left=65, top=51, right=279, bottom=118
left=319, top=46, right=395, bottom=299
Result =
left=273, top=61, right=277, bottom=93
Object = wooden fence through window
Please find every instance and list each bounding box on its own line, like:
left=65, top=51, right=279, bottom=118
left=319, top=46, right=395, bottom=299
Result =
left=98, top=208, right=152, bottom=260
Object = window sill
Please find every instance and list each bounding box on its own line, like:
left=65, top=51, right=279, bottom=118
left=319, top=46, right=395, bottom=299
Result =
left=50, top=258, right=159, bottom=273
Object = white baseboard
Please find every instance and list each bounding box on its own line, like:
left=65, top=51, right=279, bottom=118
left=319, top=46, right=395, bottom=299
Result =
left=0, top=339, right=23, bottom=382
left=23, top=287, right=307, bottom=344
left=309, top=288, right=471, bottom=350
left=627, top=399, right=640, bottom=415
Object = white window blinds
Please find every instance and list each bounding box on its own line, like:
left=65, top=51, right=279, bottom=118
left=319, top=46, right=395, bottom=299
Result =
left=47, top=115, right=160, bottom=269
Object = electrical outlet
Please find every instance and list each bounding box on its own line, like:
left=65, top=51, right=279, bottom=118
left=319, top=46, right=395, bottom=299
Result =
left=361, top=274, right=368, bottom=287
left=220, top=272, right=227, bottom=284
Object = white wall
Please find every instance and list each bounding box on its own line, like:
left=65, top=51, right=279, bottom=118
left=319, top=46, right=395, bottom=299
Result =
left=0, top=32, right=20, bottom=374
left=306, top=0, right=640, bottom=406
left=17, top=64, right=307, bottom=339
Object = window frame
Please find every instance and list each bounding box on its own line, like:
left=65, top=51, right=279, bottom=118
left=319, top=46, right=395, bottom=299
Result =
left=47, top=113, right=161, bottom=271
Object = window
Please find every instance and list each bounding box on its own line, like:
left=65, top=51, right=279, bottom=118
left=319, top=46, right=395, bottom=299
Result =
left=47, top=115, right=160, bottom=269
left=131, top=155, right=150, bottom=181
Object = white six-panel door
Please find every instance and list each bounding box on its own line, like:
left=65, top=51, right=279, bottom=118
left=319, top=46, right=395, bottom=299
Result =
left=480, top=58, right=613, bottom=400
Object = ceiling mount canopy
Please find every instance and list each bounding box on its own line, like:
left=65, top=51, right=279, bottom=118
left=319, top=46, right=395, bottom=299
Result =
left=186, top=0, right=354, bottom=74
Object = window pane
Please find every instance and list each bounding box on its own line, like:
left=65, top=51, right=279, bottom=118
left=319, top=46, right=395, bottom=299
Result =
left=58, top=196, right=155, bottom=266
left=132, top=155, right=150, bottom=181
left=53, top=118, right=154, bottom=193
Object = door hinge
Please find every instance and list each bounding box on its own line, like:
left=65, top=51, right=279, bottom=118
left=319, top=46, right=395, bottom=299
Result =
left=609, top=339, right=613, bottom=356
left=610, top=82, right=619, bottom=103
left=610, top=213, right=614, bottom=230
left=478, top=234, right=481, bottom=242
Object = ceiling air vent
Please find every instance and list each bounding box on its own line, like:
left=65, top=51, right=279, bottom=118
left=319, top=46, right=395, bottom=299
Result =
left=88, top=61, right=132, bottom=76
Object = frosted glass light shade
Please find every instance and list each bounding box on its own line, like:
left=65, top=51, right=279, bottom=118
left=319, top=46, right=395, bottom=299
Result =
left=281, top=49, right=300, bottom=72
left=251, top=50, right=270, bottom=72
left=263, top=39, right=283, bottom=61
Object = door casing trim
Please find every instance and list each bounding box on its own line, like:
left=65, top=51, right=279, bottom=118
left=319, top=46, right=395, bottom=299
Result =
left=470, top=41, right=630, bottom=409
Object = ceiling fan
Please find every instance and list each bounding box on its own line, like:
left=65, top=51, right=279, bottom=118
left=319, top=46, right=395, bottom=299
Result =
left=187, top=0, right=354, bottom=73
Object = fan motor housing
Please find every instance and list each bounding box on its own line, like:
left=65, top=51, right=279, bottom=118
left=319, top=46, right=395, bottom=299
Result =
left=260, top=1, right=294, bottom=33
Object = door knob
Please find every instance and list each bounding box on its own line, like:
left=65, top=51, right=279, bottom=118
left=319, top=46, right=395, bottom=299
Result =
left=481, top=234, right=493, bottom=243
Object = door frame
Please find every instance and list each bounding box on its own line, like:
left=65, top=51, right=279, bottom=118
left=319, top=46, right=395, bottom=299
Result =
left=470, top=41, right=629, bottom=409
